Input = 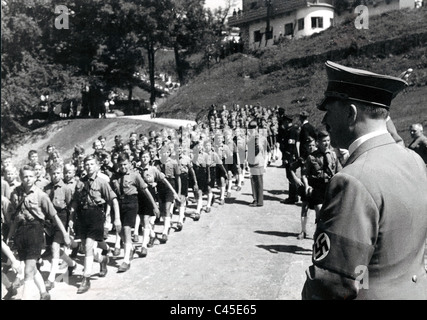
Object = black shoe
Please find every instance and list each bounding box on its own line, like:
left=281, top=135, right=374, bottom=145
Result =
left=193, top=213, right=200, bottom=221
left=176, top=222, right=183, bottom=232
left=160, top=234, right=168, bottom=244
left=281, top=198, right=297, bottom=204
left=99, top=256, right=109, bottom=277
left=147, top=236, right=155, bottom=248
left=117, top=262, right=131, bottom=273
left=44, top=280, right=55, bottom=291
left=249, top=201, right=258, bottom=207
left=138, top=247, right=148, bottom=258
left=77, top=277, right=91, bottom=294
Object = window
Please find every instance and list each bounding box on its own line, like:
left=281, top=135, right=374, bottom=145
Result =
left=298, top=18, right=304, bottom=31
left=311, top=17, right=323, bottom=28
left=254, top=30, right=262, bottom=42
left=285, top=23, right=294, bottom=36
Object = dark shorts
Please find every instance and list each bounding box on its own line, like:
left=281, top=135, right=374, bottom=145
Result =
left=45, top=209, right=69, bottom=245
left=216, top=164, right=227, bottom=183
left=300, top=180, right=328, bottom=209
left=209, top=166, right=216, bottom=188
left=138, top=188, right=156, bottom=216
left=180, top=172, right=189, bottom=197
left=78, top=206, right=106, bottom=242
left=194, top=166, right=209, bottom=194
left=157, top=178, right=175, bottom=203
left=119, top=195, right=139, bottom=227
left=14, top=220, right=45, bottom=261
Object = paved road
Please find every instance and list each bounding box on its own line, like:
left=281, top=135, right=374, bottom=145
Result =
left=118, top=114, right=197, bottom=130
left=4, top=161, right=316, bottom=301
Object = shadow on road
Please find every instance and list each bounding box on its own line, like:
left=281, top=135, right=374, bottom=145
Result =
left=256, top=244, right=312, bottom=256
left=254, top=230, right=300, bottom=238
left=265, top=189, right=287, bottom=195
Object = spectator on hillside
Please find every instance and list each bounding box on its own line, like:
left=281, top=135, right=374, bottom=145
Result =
left=408, top=123, right=427, bottom=164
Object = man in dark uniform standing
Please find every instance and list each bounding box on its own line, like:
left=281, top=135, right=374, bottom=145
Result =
left=279, top=114, right=300, bottom=204
left=302, top=61, right=427, bottom=300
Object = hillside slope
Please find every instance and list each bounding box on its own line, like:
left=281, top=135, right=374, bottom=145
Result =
left=159, top=7, right=427, bottom=143
left=4, top=118, right=176, bottom=168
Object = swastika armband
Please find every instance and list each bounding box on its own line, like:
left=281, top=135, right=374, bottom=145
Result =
left=312, top=231, right=375, bottom=280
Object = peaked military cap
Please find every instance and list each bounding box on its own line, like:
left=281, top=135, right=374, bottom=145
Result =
left=317, top=61, right=408, bottom=111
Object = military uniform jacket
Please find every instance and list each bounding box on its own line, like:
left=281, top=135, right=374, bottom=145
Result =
left=8, top=185, right=57, bottom=223
left=44, top=180, right=73, bottom=211
left=302, top=133, right=427, bottom=300
left=74, top=171, right=117, bottom=208
left=303, top=149, right=341, bottom=183
left=110, top=171, right=147, bottom=198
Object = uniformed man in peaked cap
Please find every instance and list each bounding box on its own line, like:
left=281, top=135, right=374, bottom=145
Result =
left=302, top=61, right=427, bottom=300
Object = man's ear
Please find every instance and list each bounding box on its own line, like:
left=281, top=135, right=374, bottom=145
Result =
left=348, top=104, right=358, bottom=126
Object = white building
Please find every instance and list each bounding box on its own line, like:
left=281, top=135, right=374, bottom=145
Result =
left=228, top=0, right=335, bottom=49
left=228, top=0, right=417, bottom=49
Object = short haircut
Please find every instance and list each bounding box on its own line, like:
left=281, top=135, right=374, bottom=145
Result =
left=354, top=101, right=389, bottom=120
left=49, top=162, right=63, bottom=173
left=20, top=165, right=34, bottom=176
left=140, top=149, right=151, bottom=158
left=64, top=163, right=76, bottom=172
left=84, top=154, right=98, bottom=164
left=411, top=123, right=423, bottom=131
left=317, top=130, right=330, bottom=140
left=28, top=150, right=38, bottom=157
left=117, top=152, right=130, bottom=162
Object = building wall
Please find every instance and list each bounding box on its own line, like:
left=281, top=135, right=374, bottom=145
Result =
left=294, top=5, right=335, bottom=38
left=247, top=4, right=334, bottom=48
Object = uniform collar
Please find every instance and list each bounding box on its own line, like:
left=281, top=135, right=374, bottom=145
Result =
left=348, top=129, right=388, bottom=157
left=53, top=180, right=65, bottom=188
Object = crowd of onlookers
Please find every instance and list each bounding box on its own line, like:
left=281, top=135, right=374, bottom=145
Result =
left=2, top=101, right=426, bottom=300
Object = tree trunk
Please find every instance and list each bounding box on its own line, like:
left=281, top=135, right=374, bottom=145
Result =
left=147, top=42, right=156, bottom=106
left=128, top=85, right=133, bottom=101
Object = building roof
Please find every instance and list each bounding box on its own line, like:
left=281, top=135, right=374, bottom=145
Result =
left=228, top=0, right=333, bottom=27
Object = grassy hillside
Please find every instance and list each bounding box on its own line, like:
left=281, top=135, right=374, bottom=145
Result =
left=159, top=6, right=427, bottom=144
left=4, top=118, right=171, bottom=169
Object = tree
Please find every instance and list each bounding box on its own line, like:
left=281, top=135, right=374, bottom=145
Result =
left=169, top=0, right=209, bottom=83
left=132, top=0, right=175, bottom=105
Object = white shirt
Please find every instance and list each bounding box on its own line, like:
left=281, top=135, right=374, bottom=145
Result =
left=348, top=129, right=389, bottom=157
